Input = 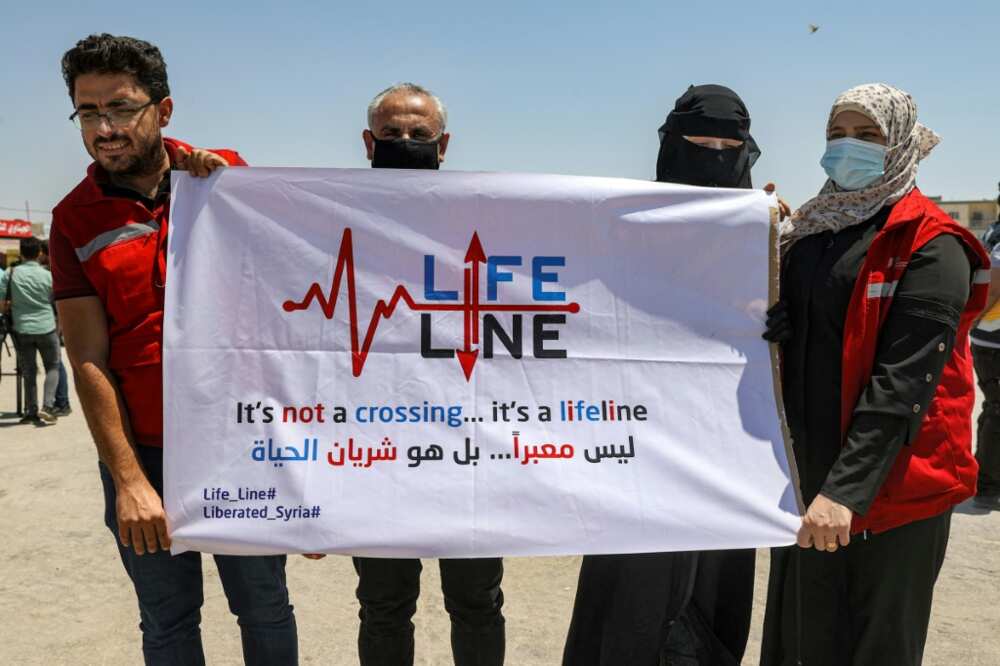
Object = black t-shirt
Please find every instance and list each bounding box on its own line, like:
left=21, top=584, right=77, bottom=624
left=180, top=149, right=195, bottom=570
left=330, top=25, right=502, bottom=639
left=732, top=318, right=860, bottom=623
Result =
left=780, top=206, right=974, bottom=514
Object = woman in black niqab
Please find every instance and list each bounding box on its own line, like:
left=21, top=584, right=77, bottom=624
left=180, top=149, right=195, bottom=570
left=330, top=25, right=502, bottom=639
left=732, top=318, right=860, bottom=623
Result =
left=656, top=84, right=760, bottom=188
left=561, top=84, right=761, bottom=666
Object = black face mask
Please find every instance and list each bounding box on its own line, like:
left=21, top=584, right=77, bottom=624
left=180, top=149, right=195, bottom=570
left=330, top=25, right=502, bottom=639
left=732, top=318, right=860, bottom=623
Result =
left=371, top=136, right=441, bottom=170
left=656, top=138, right=750, bottom=188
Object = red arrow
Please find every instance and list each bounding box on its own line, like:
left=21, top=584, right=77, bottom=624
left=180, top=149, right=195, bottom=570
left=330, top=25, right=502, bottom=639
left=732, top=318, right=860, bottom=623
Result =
left=464, top=231, right=486, bottom=263
left=457, top=265, right=478, bottom=381
left=457, top=232, right=487, bottom=380
left=456, top=349, right=479, bottom=381
left=465, top=232, right=486, bottom=345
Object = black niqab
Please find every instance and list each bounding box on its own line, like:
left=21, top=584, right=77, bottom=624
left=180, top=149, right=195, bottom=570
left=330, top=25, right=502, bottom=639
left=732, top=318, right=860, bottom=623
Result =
left=655, top=84, right=760, bottom=188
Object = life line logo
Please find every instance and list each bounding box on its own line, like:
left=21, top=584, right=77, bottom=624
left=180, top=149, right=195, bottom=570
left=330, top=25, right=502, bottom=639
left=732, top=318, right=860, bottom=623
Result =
left=283, top=229, right=581, bottom=380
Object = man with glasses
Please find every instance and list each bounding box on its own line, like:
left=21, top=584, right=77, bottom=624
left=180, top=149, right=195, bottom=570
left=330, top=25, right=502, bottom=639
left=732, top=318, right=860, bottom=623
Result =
left=48, top=34, right=298, bottom=665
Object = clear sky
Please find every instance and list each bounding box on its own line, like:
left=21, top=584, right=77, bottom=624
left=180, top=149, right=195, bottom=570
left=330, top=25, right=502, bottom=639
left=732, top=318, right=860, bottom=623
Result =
left=2, top=0, right=998, bottom=227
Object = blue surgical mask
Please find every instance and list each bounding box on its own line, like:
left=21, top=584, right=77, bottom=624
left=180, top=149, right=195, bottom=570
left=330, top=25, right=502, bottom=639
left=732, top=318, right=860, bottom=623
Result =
left=820, top=137, right=887, bottom=190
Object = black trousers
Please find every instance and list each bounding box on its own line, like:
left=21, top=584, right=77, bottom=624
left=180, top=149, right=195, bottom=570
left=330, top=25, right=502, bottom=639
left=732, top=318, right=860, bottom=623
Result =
left=562, top=549, right=754, bottom=666
left=760, top=510, right=952, bottom=666
left=353, top=556, right=504, bottom=666
left=973, top=344, right=1000, bottom=495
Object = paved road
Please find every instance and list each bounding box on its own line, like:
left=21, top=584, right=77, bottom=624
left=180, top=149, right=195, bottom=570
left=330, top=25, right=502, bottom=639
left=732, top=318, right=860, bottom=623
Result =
left=1, top=356, right=998, bottom=664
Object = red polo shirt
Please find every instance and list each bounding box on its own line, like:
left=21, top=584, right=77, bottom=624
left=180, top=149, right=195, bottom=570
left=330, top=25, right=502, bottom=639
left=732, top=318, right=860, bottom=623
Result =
left=50, top=137, right=246, bottom=447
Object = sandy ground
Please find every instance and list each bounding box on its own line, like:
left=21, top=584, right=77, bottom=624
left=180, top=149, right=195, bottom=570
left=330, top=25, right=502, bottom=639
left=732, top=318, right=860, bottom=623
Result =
left=2, top=351, right=999, bottom=665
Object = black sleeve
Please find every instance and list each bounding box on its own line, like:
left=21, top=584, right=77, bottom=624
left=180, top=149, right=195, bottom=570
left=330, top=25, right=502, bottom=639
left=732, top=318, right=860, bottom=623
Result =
left=821, top=234, right=974, bottom=515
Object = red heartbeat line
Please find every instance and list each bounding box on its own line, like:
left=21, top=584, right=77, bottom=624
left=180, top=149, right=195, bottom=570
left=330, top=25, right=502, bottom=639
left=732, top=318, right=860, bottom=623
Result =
left=282, top=228, right=580, bottom=380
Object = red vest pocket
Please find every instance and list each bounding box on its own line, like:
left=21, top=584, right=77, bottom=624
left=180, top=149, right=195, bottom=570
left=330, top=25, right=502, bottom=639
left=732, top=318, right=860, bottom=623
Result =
left=880, top=402, right=971, bottom=506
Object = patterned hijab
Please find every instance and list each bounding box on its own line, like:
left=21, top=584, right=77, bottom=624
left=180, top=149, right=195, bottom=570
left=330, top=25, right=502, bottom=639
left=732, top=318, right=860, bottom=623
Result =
left=780, top=83, right=940, bottom=245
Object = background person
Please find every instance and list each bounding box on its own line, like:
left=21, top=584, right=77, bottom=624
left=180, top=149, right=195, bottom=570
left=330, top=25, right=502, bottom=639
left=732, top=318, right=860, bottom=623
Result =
left=969, top=190, right=1000, bottom=508
left=0, top=236, right=60, bottom=424
left=0, top=254, right=12, bottom=391
left=761, top=83, right=988, bottom=666
left=38, top=239, right=72, bottom=416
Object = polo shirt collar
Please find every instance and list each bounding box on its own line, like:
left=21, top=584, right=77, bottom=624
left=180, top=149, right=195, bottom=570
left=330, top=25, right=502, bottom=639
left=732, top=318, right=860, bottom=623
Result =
left=76, top=136, right=187, bottom=206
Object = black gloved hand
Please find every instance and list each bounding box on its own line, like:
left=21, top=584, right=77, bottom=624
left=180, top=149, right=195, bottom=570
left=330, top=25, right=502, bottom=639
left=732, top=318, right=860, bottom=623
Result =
left=762, top=300, right=792, bottom=343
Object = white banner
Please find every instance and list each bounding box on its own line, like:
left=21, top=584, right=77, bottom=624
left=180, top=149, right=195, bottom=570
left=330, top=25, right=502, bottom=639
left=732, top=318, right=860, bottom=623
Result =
left=164, top=168, right=800, bottom=556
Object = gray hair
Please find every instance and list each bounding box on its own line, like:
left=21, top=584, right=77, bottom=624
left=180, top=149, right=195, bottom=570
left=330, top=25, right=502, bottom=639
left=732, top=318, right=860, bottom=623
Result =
left=367, top=82, right=448, bottom=132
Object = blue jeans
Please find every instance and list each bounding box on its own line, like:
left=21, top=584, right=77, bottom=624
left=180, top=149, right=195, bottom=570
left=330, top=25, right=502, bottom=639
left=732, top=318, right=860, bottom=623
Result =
left=54, top=354, right=70, bottom=410
left=15, top=329, right=60, bottom=416
left=99, top=445, right=298, bottom=665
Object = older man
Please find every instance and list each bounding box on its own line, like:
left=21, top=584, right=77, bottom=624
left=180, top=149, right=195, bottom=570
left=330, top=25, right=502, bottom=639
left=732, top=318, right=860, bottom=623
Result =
left=354, top=83, right=505, bottom=666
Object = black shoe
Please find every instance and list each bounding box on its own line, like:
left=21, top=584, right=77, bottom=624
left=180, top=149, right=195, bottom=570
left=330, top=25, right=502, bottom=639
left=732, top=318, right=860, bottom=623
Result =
left=19, top=415, right=42, bottom=425
left=973, top=494, right=1000, bottom=510
left=52, top=406, right=72, bottom=417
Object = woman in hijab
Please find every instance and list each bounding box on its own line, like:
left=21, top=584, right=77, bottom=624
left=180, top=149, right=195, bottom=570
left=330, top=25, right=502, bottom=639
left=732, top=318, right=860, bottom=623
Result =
left=761, top=83, right=988, bottom=666
left=562, top=84, right=773, bottom=666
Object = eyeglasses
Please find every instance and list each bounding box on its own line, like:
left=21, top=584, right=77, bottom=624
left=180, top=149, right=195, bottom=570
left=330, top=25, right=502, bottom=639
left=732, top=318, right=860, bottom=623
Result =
left=69, top=101, right=156, bottom=130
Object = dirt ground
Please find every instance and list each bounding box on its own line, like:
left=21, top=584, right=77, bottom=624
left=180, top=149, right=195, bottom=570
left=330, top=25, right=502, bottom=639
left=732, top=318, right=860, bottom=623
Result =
left=1, top=354, right=999, bottom=665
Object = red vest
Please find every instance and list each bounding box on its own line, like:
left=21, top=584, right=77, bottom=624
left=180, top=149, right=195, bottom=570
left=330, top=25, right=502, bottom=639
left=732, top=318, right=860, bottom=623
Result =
left=840, top=188, right=990, bottom=533
left=51, top=138, right=246, bottom=447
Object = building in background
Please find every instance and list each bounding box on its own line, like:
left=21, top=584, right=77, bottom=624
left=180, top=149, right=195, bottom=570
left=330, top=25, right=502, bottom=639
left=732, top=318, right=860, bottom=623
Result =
left=0, top=219, right=35, bottom=265
left=929, top=197, right=1000, bottom=233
